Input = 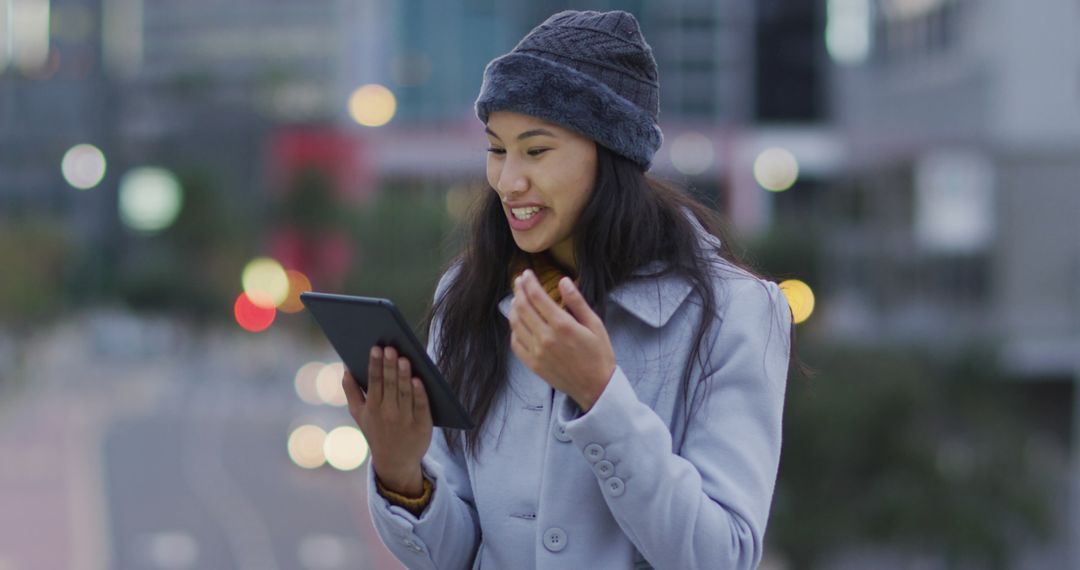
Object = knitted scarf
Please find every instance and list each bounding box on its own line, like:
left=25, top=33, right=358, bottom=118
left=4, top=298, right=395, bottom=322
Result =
left=510, top=252, right=579, bottom=310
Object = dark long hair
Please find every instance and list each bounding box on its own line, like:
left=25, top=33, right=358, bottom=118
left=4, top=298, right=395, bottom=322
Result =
left=428, top=145, right=799, bottom=456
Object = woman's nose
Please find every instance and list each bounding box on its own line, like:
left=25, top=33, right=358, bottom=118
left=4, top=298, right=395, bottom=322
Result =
left=497, top=160, right=529, bottom=196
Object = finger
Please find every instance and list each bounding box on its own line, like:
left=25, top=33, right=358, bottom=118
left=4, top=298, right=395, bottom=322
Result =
left=509, top=295, right=537, bottom=340
left=381, top=346, right=399, bottom=410
left=397, top=357, right=414, bottom=420
left=520, top=270, right=566, bottom=325
left=559, top=277, right=603, bottom=329
left=411, top=377, right=432, bottom=425
left=367, top=346, right=384, bottom=406
left=514, top=279, right=552, bottom=341
left=342, top=369, right=367, bottom=406
left=510, top=329, right=533, bottom=362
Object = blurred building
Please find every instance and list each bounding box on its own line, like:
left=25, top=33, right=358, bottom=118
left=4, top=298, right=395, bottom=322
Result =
left=824, top=0, right=1080, bottom=361
left=0, top=0, right=112, bottom=233
left=823, top=0, right=1080, bottom=566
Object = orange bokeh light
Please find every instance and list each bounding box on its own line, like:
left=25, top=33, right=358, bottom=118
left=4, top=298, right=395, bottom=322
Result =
left=279, top=270, right=313, bottom=314
left=234, top=292, right=276, bottom=332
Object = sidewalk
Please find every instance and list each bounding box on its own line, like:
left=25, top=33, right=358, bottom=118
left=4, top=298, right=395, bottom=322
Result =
left=0, top=389, right=111, bottom=570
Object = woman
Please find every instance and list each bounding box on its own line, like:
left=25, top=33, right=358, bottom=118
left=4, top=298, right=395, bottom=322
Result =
left=343, top=9, right=794, bottom=570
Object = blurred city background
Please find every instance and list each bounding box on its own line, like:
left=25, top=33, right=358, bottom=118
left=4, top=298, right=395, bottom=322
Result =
left=1, top=0, right=1078, bottom=568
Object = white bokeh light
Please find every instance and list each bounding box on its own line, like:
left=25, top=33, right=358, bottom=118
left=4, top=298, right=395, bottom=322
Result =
left=753, top=147, right=800, bottom=192
left=827, top=0, right=872, bottom=65
left=118, top=167, right=183, bottom=232
left=61, top=144, right=107, bottom=190
left=323, top=426, right=369, bottom=471
left=669, top=132, right=715, bottom=176
left=315, top=362, right=348, bottom=407
left=294, top=361, right=326, bottom=405
left=287, top=424, right=327, bottom=469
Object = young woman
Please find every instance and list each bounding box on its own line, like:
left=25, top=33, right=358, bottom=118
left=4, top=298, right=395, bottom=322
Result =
left=343, top=9, right=793, bottom=570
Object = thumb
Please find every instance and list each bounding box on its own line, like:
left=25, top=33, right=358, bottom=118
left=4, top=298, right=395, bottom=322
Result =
left=560, top=277, right=602, bottom=330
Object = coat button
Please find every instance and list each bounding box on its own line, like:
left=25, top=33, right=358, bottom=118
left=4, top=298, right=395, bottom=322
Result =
left=553, top=423, right=572, bottom=443
left=605, top=477, right=625, bottom=497
left=593, top=459, right=614, bottom=479
left=542, top=527, right=568, bottom=552
left=583, top=443, right=605, bottom=462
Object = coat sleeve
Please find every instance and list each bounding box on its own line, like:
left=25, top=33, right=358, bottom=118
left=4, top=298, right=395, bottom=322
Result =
left=558, top=276, right=791, bottom=570
left=367, top=263, right=481, bottom=570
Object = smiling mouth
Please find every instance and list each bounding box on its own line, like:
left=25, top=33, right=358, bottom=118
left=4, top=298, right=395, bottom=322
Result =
left=510, top=206, right=543, bottom=220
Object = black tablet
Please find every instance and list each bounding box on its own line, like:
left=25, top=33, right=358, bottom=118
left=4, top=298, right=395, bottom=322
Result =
left=300, top=291, right=474, bottom=430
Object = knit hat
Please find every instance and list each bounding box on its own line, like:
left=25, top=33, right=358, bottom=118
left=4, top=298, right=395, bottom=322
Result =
left=475, top=10, right=663, bottom=171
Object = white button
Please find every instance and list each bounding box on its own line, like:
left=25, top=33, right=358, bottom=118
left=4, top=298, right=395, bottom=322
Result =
left=605, top=477, right=625, bottom=497
left=542, top=527, right=568, bottom=552
left=593, top=459, right=614, bottom=479
left=583, top=443, right=605, bottom=462
left=553, top=423, right=571, bottom=442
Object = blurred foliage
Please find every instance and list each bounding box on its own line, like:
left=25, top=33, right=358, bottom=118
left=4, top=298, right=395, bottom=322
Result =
left=344, top=183, right=455, bottom=334
left=768, top=342, right=1054, bottom=569
left=747, top=225, right=821, bottom=286
left=275, top=168, right=348, bottom=232
left=116, top=167, right=253, bottom=322
left=0, top=220, right=71, bottom=326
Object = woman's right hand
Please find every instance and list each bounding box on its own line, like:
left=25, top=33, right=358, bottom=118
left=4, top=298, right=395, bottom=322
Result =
left=342, top=345, right=433, bottom=496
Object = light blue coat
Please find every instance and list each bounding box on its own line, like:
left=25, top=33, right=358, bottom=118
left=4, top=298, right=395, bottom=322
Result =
left=368, top=221, right=792, bottom=570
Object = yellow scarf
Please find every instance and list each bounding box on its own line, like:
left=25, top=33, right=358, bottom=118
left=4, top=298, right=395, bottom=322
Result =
left=510, top=252, right=578, bottom=310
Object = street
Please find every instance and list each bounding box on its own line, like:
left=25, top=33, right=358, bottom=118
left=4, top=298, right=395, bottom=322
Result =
left=0, top=311, right=406, bottom=570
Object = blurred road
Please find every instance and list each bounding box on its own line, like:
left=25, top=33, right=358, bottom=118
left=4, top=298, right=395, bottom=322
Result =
left=0, top=311, right=405, bottom=570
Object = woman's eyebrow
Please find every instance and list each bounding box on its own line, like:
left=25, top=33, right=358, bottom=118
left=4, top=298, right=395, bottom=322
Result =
left=485, top=127, right=558, bottom=141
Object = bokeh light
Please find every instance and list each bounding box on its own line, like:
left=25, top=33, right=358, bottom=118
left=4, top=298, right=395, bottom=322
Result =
left=241, top=257, right=289, bottom=309
left=779, top=279, right=815, bottom=324
left=316, top=362, right=348, bottom=407
left=234, top=292, right=276, bottom=333
left=347, top=84, right=396, bottom=127
left=753, top=147, right=800, bottom=192
left=118, top=166, right=184, bottom=232
left=61, top=143, right=107, bottom=190
left=287, top=424, right=327, bottom=469
left=669, top=132, right=715, bottom=176
left=294, top=361, right=325, bottom=405
left=10, top=0, right=50, bottom=72
left=323, top=426, right=369, bottom=471
left=826, top=0, right=872, bottom=65
left=278, top=269, right=313, bottom=314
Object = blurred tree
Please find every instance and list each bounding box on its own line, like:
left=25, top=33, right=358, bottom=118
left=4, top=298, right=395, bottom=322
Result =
left=768, top=343, right=1054, bottom=569
left=747, top=225, right=821, bottom=286
left=344, top=182, right=453, bottom=334
left=0, top=220, right=70, bottom=325
left=117, top=167, right=252, bottom=322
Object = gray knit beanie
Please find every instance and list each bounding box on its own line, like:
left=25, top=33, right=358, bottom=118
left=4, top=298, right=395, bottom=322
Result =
left=475, top=10, right=663, bottom=171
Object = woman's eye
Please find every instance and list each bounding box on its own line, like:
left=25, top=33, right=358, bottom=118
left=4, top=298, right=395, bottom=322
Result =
left=486, top=147, right=506, bottom=155
left=527, top=149, right=548, bottom=157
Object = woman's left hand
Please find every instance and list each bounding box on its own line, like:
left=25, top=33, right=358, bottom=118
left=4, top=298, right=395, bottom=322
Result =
left=509, top=269, right=616, bottom=411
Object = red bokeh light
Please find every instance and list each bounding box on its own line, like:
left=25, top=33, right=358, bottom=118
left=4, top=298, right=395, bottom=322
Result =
left=234, top=292, right=276, bottom=332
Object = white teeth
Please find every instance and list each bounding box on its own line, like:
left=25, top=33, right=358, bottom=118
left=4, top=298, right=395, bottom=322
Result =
left=511, top=206, right=542, bottom=220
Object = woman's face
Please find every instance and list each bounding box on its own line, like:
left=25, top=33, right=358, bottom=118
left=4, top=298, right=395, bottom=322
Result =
left=485, top=110, right=597, bottom=269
